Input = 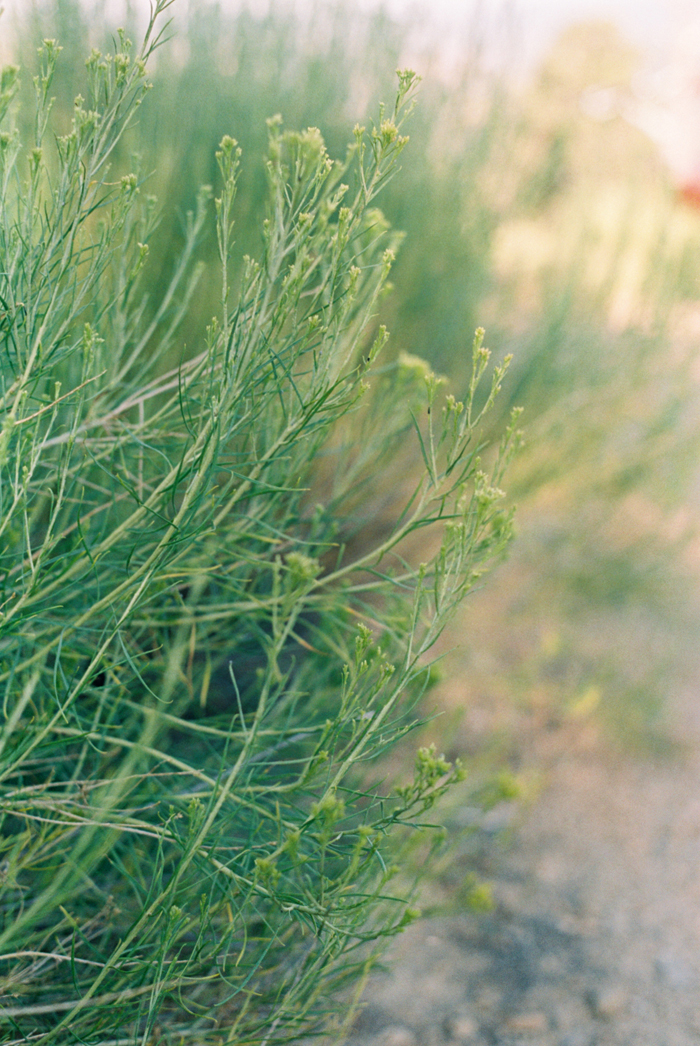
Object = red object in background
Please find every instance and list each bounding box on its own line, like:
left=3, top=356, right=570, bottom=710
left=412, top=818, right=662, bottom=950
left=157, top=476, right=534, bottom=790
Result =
left=678, top=182, right=700, bottom=209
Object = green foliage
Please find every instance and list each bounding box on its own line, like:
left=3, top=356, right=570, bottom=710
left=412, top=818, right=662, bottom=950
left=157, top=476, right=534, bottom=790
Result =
left=9, top=0, right=500, bottom=375
left=0, top=10, right=516, bottom=1042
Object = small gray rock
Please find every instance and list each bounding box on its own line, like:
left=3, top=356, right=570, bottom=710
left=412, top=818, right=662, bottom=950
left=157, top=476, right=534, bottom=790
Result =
left=655, top=952, right=695, bottom=990
left=586, top=986, right=628, bottom=1020
left=503, top=1011, right=549, bottom=1034
left=443, top=1013, right=479, bottom=1042
left=376, top=1026, right=418, bottom=1046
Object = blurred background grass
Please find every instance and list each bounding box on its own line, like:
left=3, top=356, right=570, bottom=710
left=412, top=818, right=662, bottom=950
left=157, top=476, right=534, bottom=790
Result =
left=8, top=0, right=700, bottom=842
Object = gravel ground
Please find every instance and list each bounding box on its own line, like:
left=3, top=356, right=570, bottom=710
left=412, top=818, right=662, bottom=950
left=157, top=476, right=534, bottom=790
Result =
left=341, top=669, right=700, bottom=1046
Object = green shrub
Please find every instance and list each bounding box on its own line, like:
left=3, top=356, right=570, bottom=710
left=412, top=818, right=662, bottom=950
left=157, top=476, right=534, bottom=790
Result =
left=0, top=8, right=517, bottom=1042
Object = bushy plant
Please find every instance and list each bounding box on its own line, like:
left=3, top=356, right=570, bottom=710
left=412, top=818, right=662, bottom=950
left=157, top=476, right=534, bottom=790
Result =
left=0, top=7, right=517, bottom=1042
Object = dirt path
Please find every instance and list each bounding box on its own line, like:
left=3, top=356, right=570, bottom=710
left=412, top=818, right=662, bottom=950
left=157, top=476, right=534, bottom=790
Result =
left=342, top=655, right=700, bottom=1046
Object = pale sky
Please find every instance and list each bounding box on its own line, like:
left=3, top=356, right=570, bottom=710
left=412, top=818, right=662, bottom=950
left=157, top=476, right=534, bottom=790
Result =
left=0, top=0, right=692, bottom=76
left=376, top=0, right=681, bottom=74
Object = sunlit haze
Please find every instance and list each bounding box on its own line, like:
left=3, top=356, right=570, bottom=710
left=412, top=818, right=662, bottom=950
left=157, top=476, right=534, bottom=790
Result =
left=0, top=0, right=689, bottom=73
